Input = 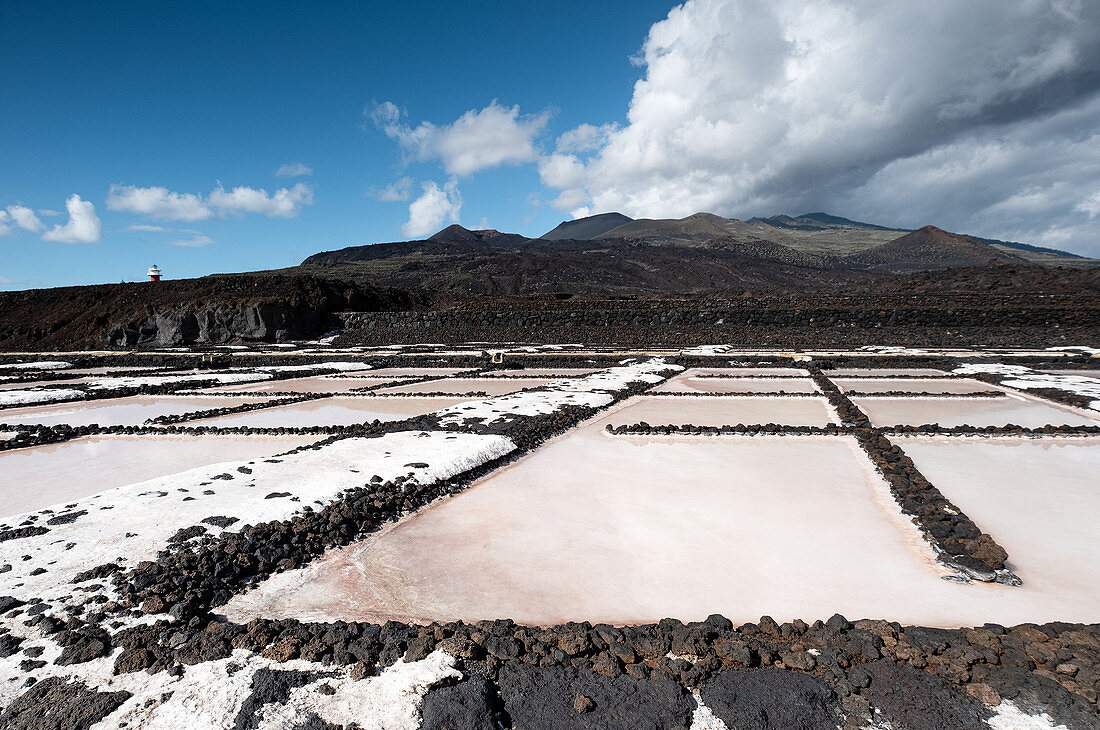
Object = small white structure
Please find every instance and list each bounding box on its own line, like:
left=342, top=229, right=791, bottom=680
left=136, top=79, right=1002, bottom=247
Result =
left=147, top=265, right=162, bottom=282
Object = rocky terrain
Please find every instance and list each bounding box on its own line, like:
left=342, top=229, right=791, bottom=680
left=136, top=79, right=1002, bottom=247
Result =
left=0, top=274, right=425, bottom=351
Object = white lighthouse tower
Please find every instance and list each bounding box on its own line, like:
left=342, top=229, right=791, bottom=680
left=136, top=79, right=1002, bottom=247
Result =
left=147, top=265, right=162, bottom=282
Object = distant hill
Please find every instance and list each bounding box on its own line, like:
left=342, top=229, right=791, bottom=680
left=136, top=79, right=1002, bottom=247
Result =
left=847, top=226, right=1029, bottom=271
left=429, top=225, right=506, bottom=242
left=750, top=212, right=907, bottom=232
left=541, top=212, right=632, bottom=240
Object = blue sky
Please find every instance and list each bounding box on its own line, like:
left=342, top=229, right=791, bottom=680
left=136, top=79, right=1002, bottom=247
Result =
left=0, top=0, right=673, bottom=288
left=3, top=0, right=1099, bottom=290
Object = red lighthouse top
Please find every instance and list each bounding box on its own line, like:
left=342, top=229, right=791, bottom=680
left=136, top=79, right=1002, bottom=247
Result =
left=147, top=265, right=162, bottom=282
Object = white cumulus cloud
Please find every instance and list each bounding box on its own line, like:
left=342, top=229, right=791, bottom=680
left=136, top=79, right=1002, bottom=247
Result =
left=107, top=182, right=314, bottom=221
left=369, top=176, right=414, bottom=202
left=0, top=204, right=46, bottom=236
left=402, top=180, right=462, bottom=238
left=275, top=162, right=313, bottom=177
left=41, top=194, right=101, bottom=244
left=207, top=182, right=313, bottom=218
left=540, top=0, right=1100, bottom=255
left=107, top=185, right=211, bottom=221
left=6, top=205, right=44, bottom=233
left=373, top=100, right=550, bottom=176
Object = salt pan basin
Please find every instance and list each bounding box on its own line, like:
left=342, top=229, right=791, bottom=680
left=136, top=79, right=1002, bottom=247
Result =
left=852, top=394, right=1100, bottom=428
left=189, top=396, right=474, bottom=428
left=594, top=395, right=837, bottom=427
left=655, top=376, right=818, bottom=394
left=826, top=368, right=947, bottom=377
left=0, top=434, right=315, bottom=516
left=226, top=428, right=1100, bottom=628
left=375, top=378, right=561, bottom=396
left=679, top=367, right=808, bottom=377
left=340, top=368, right=473, bottom=378
left=831, top=377, right=998, bottom=394
left=194, top=375, right=396, bottom=394
left=897, top=436, right=1100, bottom=623
left=0, top=395, right=275, bottom=427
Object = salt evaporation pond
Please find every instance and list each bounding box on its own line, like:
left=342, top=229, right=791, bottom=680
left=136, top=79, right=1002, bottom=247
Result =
left=596, top=395, right=838, bottom=427
left=375, top=377, right=561, bottom=396
left=852, top=394, right=1100, bottom=428
left=825, top=368, right=948, bottom=377
left=341, top=367, right=473, bottom=378
left=831, top=377, right=998, bottom=394
left=224, top=424, right=1100, bottom=627
left=654, top=376, right=818, bottom=394
left=896, top=436, right=1100, bottom=622
left=195, top=375, right=396, bottom=394
left=501, top=368, right=602, bottom=376
left=0, top=395, right=276, bottom=427
left=679, top=367, right=809, bottom=377
left=189, top=396, right=474, bottom=428
left=0, top=434, right=316, bottom=516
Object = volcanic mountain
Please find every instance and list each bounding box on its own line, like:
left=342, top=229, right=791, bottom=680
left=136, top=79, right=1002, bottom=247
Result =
left=296, top=212, right=1092, bottom=296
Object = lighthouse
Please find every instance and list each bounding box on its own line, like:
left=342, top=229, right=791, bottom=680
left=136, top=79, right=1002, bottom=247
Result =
left=147, top=265, right=162, bottom=282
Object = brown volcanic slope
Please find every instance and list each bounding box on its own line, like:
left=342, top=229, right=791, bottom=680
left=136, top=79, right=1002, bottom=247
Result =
left=0, top=274, right=423, bottom=351
left=848, top=226, right=1030, bottom=271
left=297, top=227, right=872, bottom=296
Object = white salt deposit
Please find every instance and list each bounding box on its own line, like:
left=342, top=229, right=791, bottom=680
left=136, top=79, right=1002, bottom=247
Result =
left=680, top=345, right=736, bottom=355
left=595, top=395, right=838, bottom=428
left=189, top=396, right=475, bottom=428
left=0, top=394, right=275, bottom=427
left=0, top=360, right=71, bottom=370
left=0, top=434, right=315, bottom=516
left=0, top=388, right=85, bottom=406
left=987, top=699, right=1070, bottom=729
left=1041, top=370, right=1100, bottom=379
left=84, top=372, right=273, bottom=389
left=68, top=649, right=462, bottom=730
left=852, top=394, right=1100, bottom=428
left=830, top=377, right=999, bottom=394
left=954, top=363, right=1100, bottom=402
left=436, top=358, right=681, bottom=426
left=690, top=695, right=731, bottom=730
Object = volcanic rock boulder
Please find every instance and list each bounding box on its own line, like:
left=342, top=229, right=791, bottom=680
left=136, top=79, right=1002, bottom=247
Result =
left=0, top=677, right=132, bottom=730
left=698, top=668, right=840, bottom=730
left=498, top=664, right=695, bottom=729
